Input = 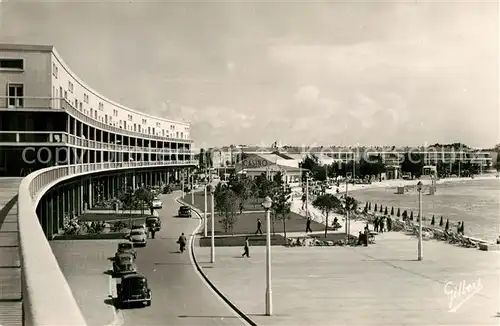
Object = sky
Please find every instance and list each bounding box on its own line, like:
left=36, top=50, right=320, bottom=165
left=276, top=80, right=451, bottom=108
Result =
left=0, top=0, right=498, bottom=149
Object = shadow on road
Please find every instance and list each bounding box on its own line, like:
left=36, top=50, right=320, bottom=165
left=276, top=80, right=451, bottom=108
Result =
left=178, top=315, right=242, bottom=319
left=104, top=297, right=116, bottom=307
left=154, top=262, right=192, bottom=266
left=362, top=259, right=421, bottom=262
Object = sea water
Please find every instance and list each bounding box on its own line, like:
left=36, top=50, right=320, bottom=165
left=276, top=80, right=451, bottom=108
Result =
left=352, top=179, right=500, bottom=242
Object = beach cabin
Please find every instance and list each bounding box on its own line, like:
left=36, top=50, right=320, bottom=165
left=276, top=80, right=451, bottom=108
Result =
left=422, top=165, right=437, bottom=178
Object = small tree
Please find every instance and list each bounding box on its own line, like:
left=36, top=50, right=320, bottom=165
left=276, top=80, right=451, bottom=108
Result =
left=384, top=207, right=388, bottom=215
left=118, top=187, right=138, bottom=228
left=215, top=188, right=239, bottom=233
left=439, top=216, right=444, bottom=227
left=379, top=205, right=383, bottom=213
left=431, top=215, right=435, bottom=225
left=368, top=202, right=372, bottom=211
left=410, top=211, right=414, bottom=221
left=374, top=203, right=378, bottom=211
left=272, top=186, right=292, bottom=242
left=134, top=187, right=153, bottom=215
left=364, top=202, right=368, bottom=213
left=312, top=194, right=342, bottom=237
left=397, top=208, right=401, bottom=217
left=390, top=207, right=394, bottom=215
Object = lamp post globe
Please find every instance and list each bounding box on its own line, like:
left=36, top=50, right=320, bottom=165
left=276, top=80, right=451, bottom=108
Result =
left=262, top=196, right=273, bottom=210
left=416, top=181, right=423, bottom=192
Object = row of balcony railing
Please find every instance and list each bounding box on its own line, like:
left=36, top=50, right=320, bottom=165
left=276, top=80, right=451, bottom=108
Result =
left=0, top=96, right=194, bottom=143
left=0, top=131, right=193, bottom=154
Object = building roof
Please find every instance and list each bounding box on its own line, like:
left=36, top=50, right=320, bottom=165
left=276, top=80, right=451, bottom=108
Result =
left=0, top=44, right=54, bottom=52
left=238, top=164, right=305, bottom=173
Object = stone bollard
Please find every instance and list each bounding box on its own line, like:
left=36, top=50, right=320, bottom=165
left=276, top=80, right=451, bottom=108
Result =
left=84, top=203, right=88, bottom=213
left=115, top=203, right=119, bottom=213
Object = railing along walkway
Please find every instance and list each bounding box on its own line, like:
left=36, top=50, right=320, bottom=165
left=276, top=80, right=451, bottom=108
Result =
left=0, top=177, right=23, bottom=326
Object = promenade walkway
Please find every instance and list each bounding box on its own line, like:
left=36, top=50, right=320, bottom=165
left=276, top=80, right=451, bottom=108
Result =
left=194, top=230, right=499, bottom=325
left=0, top=177, right=22, bottom=326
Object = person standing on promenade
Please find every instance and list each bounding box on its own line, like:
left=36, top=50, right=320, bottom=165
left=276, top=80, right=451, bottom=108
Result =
left=306, top=217, right=313, bottom=233
left=379, top=217, right=385, bottom=233
left=255, top=219, right=263, bottom=235
left=374, top=217, right=379, bottom=232
left=242, top=237, right=250, bottom=258
left=456, top=222, right=461, bottom=234
left=387, top=217, right=392, bottom=232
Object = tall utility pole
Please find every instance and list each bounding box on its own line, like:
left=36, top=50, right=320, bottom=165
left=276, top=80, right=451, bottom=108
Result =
left=305, top=174, right=309, bottom=217
left=345, top=179, right=349, bottom=242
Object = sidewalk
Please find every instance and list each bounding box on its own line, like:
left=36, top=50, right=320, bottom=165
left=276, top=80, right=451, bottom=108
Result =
left=194, top=230, right=499, bottom=325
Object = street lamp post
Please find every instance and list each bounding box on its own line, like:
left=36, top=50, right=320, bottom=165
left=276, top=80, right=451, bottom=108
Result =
left=305, top=174, right=309, bottom=217
left=262, top=196, right=273, bottom=316
left=191, top=174, right=194, bottom=204
left=204, top=184, right=208, bottom=237
left=345, top=178, right=349, bottom=242
left=417, top=181, right=423, bottom=261
left=210, top=186, right=215, bottom=263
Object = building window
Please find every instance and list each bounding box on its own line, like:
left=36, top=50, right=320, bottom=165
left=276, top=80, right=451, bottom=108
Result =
left=99, top=102, right=103, bottom=111
left=94, top=111, right=98, bottom=120
left=0, top=58, right=24, bottom=71
left=68, top=81, right=74, bottom=93
left=79, top=102, right=82, bottom=111
left=64, top=91, right=68, bottom=99
left=52, top=63, right=58, bottom=78
left=7, top=84, right=24, bottom=107
left=84, top=94, right=89, bottom=103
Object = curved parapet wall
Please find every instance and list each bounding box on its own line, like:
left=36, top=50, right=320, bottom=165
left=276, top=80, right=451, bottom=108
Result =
left=18, top=166, right=87, bottom=326
left=18, top=161, right=196, bottom=325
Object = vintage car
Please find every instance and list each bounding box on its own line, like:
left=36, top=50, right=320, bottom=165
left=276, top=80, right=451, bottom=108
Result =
left=113, top=252, right=137, bottom=275
left=117, top=274, right=152, bottom=308
left=127, top=229, right=148, bottom=247
left=115, top=241, right=137, bottom=259
left=152, top=197, right=163, bottom=209
left=145, top=216, right=161, bottom=231
left=178, top=205, right=191, bottom=218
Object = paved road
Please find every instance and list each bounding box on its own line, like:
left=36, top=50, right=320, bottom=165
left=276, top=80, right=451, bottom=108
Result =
left=51, top=240, right=119, bottom=326
left=119, top=192, right=247, bottom=326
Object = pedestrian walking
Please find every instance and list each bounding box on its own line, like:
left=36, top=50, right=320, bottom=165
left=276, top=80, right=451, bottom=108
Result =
left=242, top=237, right=250, bottom=258
left=374, top=217, right=379, bottom=232
left=149, top=226, right=156, bottom=239
left=239, top=202, right=244, bottom=215
left=306, top=217, right=313, bottom=233
left=255, top=219, right=263, bottom=234
left=379, top=217, right=385, bottom=233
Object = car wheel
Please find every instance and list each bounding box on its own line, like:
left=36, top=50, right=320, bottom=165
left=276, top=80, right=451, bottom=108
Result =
left=146, top=301, right=151, bottom=307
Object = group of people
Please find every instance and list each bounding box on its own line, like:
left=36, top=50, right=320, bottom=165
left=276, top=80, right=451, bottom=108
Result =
left=373, top=215, right=392, bottom=232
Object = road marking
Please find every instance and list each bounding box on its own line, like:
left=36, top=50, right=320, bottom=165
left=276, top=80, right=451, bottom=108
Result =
left=177, top=196, right=249, bottom=325
left=105, top=261, right=124, bottom=326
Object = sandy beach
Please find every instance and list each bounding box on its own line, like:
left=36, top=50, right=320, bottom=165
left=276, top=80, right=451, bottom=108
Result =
left=291, top=173, right=499, bottom=242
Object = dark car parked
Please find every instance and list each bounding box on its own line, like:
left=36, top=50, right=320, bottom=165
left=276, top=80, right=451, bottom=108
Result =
left=117, top=274, right=152, bottom=308
left=113, top=252, right=137, bottom=276
left=145, top=216, right=161, bottom=231
left=178, top=205, right=192, bottom=218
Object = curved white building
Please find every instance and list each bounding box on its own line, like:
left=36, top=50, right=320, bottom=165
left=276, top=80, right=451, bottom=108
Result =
left=0, top=44, right=196, bottom=325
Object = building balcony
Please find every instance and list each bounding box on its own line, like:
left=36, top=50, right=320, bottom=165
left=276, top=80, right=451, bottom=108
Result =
left=0, top=131, right=193, bottom=155
left=0, top=96, right=193, bottom=143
